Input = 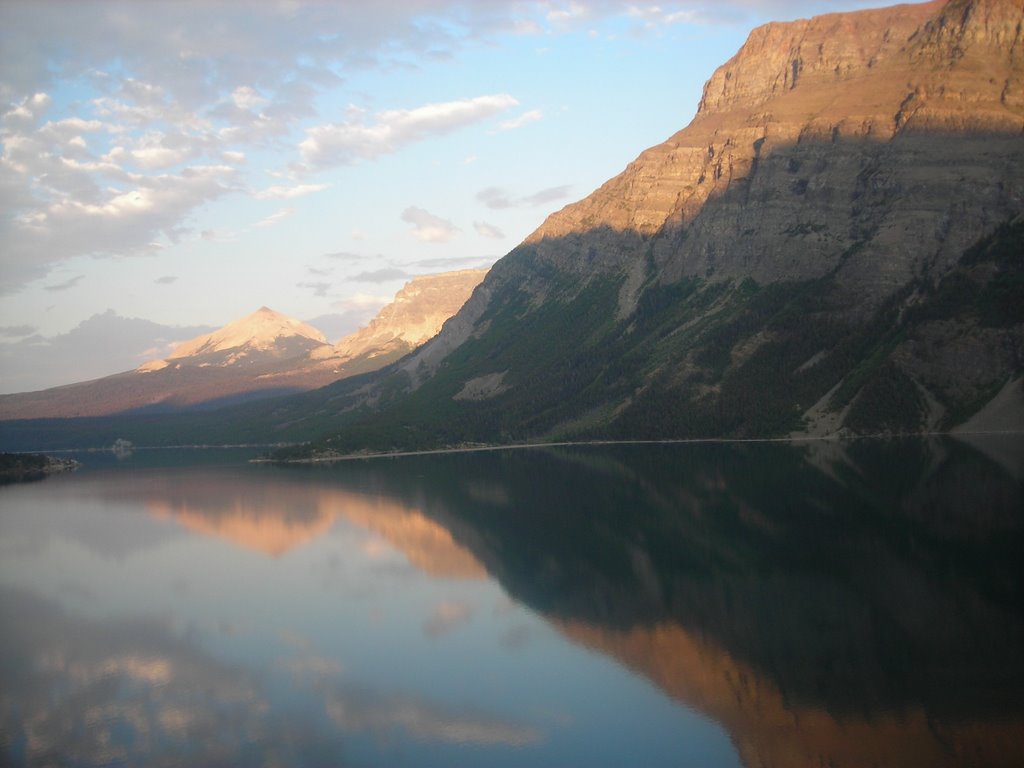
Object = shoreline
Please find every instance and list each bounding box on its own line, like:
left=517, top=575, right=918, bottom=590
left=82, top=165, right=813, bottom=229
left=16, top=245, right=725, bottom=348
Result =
left=252, top=429, right=1024, bottom=464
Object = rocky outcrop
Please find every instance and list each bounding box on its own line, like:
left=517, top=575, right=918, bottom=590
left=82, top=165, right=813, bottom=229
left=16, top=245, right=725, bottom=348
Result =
left=314, top=269, right=488, bottom=368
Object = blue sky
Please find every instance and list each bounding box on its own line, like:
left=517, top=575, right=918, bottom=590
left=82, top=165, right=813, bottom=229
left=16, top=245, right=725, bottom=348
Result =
left=0, top=0, right=896, bottom=392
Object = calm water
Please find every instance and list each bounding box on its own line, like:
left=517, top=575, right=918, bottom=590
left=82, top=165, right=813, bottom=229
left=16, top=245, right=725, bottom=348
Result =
left=1, top=438, right=1021, bottom=767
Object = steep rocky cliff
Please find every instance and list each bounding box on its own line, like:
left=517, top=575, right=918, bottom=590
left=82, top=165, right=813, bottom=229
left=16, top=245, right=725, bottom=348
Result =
left=290, top=0, right=1022, bottom=452
left=525, top=0, right=1023, bottom=313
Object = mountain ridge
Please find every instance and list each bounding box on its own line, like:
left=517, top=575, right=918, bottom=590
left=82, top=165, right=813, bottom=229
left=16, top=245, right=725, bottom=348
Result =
left=0, top=269, right=487, bottom=421
left=299, top=0, right=1024, bottom=453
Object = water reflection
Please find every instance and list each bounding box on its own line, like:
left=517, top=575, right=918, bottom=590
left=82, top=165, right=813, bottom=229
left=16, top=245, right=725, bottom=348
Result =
left=0, top=586, right=333, bottom=766
left=138, top=471, right=485, bottom=576
left=302, top=437, right=1024, bottom=768
left=1, top=437, right=1021, bottom=767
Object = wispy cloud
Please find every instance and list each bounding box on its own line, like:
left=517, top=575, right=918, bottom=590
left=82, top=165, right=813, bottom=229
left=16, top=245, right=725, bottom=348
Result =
left=297, top=280, right=332, bottom=297
left=44, top=274, right=83, bottom=292
left=401, top=206, right=459, bottom=243
left=298, top=94, right=518, bottom=170
left=476, top=184, right=571, bottom=210
left=350, top=267, right=411, bottom=283
left=474, top=220, right=505, bottom=239
left=255, top=182, right=329, bottom=200
left=497, top=109, right=543, bottom=131
left=408, top=255, right=495, bottom=271
left=154, top=275, right=178, bottom=284
left=0, top=324, right=36, bottom=338
left=254, top=206, right=296, bottom=228
left=522, top=185, right=572, bottom=206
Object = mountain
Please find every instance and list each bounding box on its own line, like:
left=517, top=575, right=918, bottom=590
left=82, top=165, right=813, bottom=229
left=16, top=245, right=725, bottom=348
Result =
left=0, top=270, right=487, bottom=421
left=310, top=269, right=490, bottom=370
left=268, top=0, right=1024, bottom=455
left=1, top=0, right=1020, bottom=452
left=140, top=306, right=327, bottom=370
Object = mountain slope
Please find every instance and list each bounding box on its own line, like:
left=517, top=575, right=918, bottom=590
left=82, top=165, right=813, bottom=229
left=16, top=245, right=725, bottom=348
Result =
left=282, top=0, right=1024, bottom=454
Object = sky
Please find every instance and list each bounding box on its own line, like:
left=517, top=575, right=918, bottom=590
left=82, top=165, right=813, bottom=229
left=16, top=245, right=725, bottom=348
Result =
left=0, top=0, right=897, bottom=393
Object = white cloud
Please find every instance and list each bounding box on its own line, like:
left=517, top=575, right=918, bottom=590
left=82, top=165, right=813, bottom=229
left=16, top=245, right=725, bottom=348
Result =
left=626, top=5, right=700, bottom=28
left=231, top=85, right=268, bottom=111
left=253, top=206, right=296, bottom=228
left=497, top=109, right=543, bottom=131
left=299, top=94, right=519, bottom=170
left=474, top=220, right=505, bottom=239
left=0, top=0, right=858, bottom=296
left=401, top=206, right=459, bottom=243
left=547, top=2, right=590, bottom=27
left=255, top=183, right=329, bottom=200
left=296, top=280, right=332, bottom=297
left=476, top=184, right=571, bottom=210
left=1, top=162, right=239, bottom=293
left=351, top=267, right=412, bottom=283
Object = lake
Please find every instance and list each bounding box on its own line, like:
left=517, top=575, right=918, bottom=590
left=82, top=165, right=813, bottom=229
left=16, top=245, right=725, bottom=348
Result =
left=1, top=437, right=1022, bottom=767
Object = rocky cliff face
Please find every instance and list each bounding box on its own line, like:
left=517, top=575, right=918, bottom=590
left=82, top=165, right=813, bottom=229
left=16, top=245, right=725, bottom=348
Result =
left=313, top=269, right=488, bottom=367
left=520, top=0, right=1023, bottom=314
left=349, top=0, right=1021, bottom=450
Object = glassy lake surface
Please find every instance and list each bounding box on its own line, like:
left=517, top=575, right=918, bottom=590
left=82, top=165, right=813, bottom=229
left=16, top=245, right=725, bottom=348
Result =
left=1, top=438, right=1022, bottom=767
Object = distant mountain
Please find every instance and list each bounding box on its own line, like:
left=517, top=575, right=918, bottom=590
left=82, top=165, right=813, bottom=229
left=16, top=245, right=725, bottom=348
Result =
left=139, top=306, right=327, bottom=371
left=0, top=270, right=487, bottom=421
left=310, top=269, right=491, bottom=370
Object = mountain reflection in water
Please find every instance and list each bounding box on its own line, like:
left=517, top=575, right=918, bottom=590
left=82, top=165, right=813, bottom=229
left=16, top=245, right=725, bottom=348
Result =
left=0, top=437, right=1021, bottom=767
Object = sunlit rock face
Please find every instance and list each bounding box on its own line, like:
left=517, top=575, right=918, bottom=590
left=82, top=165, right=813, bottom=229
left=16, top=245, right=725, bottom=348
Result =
left=354, top=0, right=1022, bottom=448
left=523, top=0, right=1023, bottom=310
left=162, top=306, right=328, bottom=363
left=313, top=269, right=489, bottom=367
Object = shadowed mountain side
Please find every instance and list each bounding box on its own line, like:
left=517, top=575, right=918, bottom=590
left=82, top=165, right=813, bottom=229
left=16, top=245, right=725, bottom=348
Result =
left=291, top=439, right=1023, bottom=767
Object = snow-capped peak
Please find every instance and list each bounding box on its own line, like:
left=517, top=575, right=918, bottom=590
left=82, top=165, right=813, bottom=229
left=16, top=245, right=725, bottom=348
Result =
left=165, top=307, right=327, bottom=361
